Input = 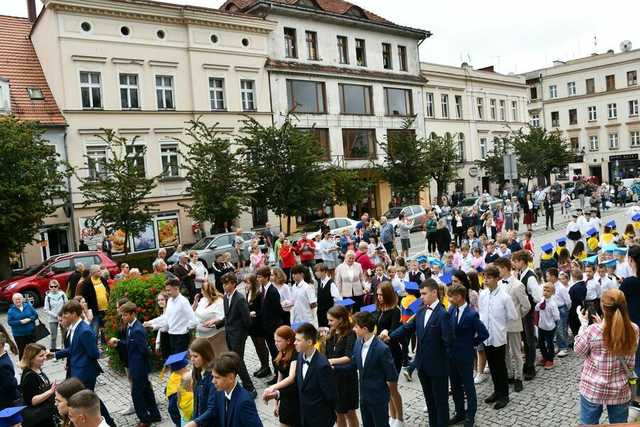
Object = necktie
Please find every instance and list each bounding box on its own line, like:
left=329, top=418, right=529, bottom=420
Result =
left=426, top=306, right=433, bottom=311
left=261, top=286, right=267, bottom=303
left=540, top=300, right=546, bottom=310
left=64, top=328, right=71, bottom=348
left=225, top=397, right=231, bottom=425
left=455, top=307, right=460, bottom=324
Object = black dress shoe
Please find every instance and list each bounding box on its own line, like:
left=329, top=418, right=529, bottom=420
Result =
left=523, top=372, right=535, bottom=381
left=252, top=368, right=261, bottom=376
left=266, top=376, right=278, bottom=386
left=514, top=379, right=523, bottom=392
left=148, top=417, right=162, bottom=423
left=255, top=368, right=271, bottom=378
left=493, top=399, right=509, bottom=410
left=448, top=413, right=465, bottom=425
left=508, top=377, right=515, bottom=384
left=484, top=393, right=497, bottom=404
left=463, top=418, right=475, bottom=427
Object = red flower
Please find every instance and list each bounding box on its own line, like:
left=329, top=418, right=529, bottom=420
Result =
left=150, top=287, right=157, bottom=293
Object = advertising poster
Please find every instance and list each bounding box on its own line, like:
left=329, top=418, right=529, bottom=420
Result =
left=78, top=217, right=104, bottom=251
left=157, top=218, right=180, bottom=248
left=133, top=222, right=157, bottom=252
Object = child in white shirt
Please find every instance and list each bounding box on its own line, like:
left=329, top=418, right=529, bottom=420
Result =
left=535, top=283, right=560, bottom=368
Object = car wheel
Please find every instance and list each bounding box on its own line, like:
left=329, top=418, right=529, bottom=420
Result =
left=23, top=290, right=42, bottom=307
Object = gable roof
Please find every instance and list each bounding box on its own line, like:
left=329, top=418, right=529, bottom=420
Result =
left=220, top=0, right=392, bottom=25
left=0, top=15, right=65, bottom=126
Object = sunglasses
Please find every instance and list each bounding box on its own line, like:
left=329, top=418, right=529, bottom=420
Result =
left=50, top=285, right=59, bottom=289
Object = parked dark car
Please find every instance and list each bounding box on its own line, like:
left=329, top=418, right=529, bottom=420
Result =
left=0, top=251, right=119, bottom=307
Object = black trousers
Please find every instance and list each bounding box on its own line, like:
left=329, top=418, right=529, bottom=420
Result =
left=521, top=312, right=537, bottom=376
left=485, top=344, right=509, bottom=401
left=264, top=331, right=279, bottom=371
left=250, top=335, right=270, bottom=370
left=168, top=333, right=190, bottom=355
left=131, top=375, right=161, bottom=423
left=227, top=334, right=255, bottom=392
left=545, top=209, right=554, bottom=228
left=417, top=370, right=449, bottom=427
left=15, top=334, right=35, bottom=360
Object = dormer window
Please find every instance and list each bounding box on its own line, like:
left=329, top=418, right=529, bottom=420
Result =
left=27, top=88, right=44, bottom=100
left=0, top=78, right=10, bottom=113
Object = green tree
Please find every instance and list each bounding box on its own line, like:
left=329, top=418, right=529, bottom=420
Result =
left=326, top=167, right=371, bottom=209
left=236, top=116, right=334, bottom=234
left=376, top=119, right=430, bottom=203
left=510, top=126, right=573, bottom=187
left=475, top=136, right=511, bottom=185
left=178, top=119, right=248, bottom=233
left=425, top=133, right=460, bottom=199
left=0, top=116, right=69, bottom=279
left=77, top=129, right=158, bottom=255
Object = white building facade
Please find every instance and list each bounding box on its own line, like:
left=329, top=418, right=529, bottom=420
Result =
left=421, top=62, right=528, bottom=196
left=523, top=44, right=640, bottom=184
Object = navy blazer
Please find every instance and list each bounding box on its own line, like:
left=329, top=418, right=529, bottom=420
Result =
left=55, top=320, right=101, bottom=387
left=0, top=353, right=18, bottom=409
left=210, top=383, right=263, bottom=427
left=116, top=319, right=151, bottom=381
left=193, top=370, right=216, bottom=426
left=295, top=351, right=337, bottom=427
left=390, top=302, right=452, bottom=377
left=447, top=305, right=489, bottom=365
left=352, top=336, right=397, bottom=405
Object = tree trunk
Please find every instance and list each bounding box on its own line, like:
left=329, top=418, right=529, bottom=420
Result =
left=124, top=229, right=129, bottom=255
left=0, top=242, right=12, bottom=281
left=286, top=215, right=291, bottom=235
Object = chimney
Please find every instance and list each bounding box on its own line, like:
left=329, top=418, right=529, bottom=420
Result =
left=27, top=0, right=37, bottom=22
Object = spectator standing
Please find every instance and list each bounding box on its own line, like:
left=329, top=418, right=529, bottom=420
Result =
left=621, top=245, right=640, bottom=378
left=20, top=343, right=57, bottom=427
left=379, top=216, right=395, bottom=256
left=43, top=280, right=67, bottom=352
left=334, top=251, right=367, bottom=312
left=79, top=265, right=110, bottom=338
left=67, top=263, right=85, bottom=298
left=7, top=293, right=38, bottom=359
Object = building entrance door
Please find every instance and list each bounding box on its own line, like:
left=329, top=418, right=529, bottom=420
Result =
left=40, top=227, right=70, bottom=260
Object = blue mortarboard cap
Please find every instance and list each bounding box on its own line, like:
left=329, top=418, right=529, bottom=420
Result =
left=586, top=227, right=598, bottom=237
left=602, top=258, right=617, bottom=268
left=633, top=213, right=640, bottom=222
left=606, top=220, right=616, bottom=228
left=583, top=255, right=598, bottom=265
left=404, top=281, right=419, bottom=292
left=291, top=322, right=305, bottom=331
left=164, top=351, right=189, bottom=371
left=336, top=298, right=355, bottom=307
left=541, top=243, right=554, bottom=253
left=416, top=255, right=428, bottom=263
left=428, top=257, right=444, bottom=268
left=409, top=299, right=422, bottom=314
left=440, top=273, right=452, bottom=285
left=614, top=247, right=628, bottom=255
left=556, top=237, right=567, bottom=245
left=602, top=244, right=617, bottom=253
left=360, top=304, right=377, bottom=313
left=0, top=406, right=25, bottom=427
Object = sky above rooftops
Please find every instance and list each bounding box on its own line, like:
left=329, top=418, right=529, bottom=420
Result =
left=3, top=0, right=638, bottom=74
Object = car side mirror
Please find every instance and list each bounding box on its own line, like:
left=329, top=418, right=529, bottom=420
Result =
left=208, top=245, right=218, bottom=250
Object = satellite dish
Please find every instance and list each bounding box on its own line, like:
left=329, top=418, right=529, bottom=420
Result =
left=620, top=40, right=633, bottom=52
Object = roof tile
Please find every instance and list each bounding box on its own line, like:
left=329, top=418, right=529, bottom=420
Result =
left=0, top=15, right=65, bottom=126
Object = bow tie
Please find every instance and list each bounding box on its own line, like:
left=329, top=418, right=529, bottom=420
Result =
left=502, top=279, right=509, bottom=283
left=303, top=359, right=311, bottom=365
left=425, top=306, right=433, bottom=311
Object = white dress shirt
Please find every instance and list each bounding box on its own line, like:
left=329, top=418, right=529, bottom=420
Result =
left=535, top=298, right=560, bottom=331
left=224, top=380, right=238, bottom=400
left=148, top=293, right=198, bottom=335
left=585, top=278, right=602, bottom=301
left=67, top=318, right=83, bottom=344
left=423, top=299, right=440, bottom=328
left=520, top=268, right=543, bottom=303
left=302, top=350, right=316, bottom=379
left=479, top=286, right=518, bottom=347
left=361, top=335, right=375, bottom=366
left=455, top=303, right=467, bottom=324
left=321, top=277, right=341, bottom=300
left=553, top=281, right=572, bottom=308
left=291, top=280, right=318, bottom=326
left=616, top=261, right=633, bottom=279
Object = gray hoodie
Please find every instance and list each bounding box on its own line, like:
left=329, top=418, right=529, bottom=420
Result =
left=44, top=291, right=68, bottom=323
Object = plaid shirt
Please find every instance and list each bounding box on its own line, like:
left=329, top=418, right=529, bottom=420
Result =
left=574, top=322, right=638, bottom=405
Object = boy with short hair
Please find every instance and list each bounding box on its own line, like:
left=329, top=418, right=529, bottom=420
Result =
left=315, top=263, right=340, bottom=327
left=535, top=283, right=560, bottom=369
left=546, top=268, right=570, bottom=358
left=291, top=264, right=318, bottom=327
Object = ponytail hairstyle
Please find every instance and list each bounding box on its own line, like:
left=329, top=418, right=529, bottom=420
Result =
left=628, top=245, right=640, bottom=277
left=0, top=324, right=18, bottom=355
left=601, top=289, right=638, bottom=356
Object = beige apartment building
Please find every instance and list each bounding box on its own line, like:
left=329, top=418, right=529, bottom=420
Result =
left=31, top=0, right=277, bottom=256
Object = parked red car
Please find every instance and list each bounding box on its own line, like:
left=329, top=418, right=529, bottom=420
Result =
left=0, top=251, right=119, bottom=307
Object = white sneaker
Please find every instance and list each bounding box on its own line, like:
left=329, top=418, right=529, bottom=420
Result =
left=557, top=349, right=569, bottom=357
left=483, top=366, right=490, bottom=374
left=402, top=369, right=413, bottom=382
left=389, top=418, right=397, bottom=427
left=423, top=406, right=428, bottom=414
left=121, top=405, right=135, bottom=415
left=474, top=373, right=487, bottom=384
left=395, top=421, right=406, bottom=427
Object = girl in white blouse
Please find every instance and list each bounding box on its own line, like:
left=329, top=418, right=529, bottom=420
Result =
left=193, top=279, right=225, bottom=338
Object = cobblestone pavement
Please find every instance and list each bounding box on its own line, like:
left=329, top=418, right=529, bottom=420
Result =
left=4, top=205, right=640, bottom=426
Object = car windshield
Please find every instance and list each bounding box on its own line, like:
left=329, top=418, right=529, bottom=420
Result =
left=22, top=258, right=52, bottom=275
left=191, top=237, right=215, bottom=250
left=383, top=208, right=402, bottom=219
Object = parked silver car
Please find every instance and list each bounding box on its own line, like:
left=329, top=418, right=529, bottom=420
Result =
left=167, top=231, right=256, bottom=269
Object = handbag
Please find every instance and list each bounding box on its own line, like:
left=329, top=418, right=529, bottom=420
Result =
left=618, top=356, right=640, bottom=402
left=33, top=317, right=50, bottom=342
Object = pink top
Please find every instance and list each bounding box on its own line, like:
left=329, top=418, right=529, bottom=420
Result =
left=574, top=322, right=638, bottom=405
left=250, top=252, right=265, bottom=270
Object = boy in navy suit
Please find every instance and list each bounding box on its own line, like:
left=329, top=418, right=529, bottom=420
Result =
left=352, top=311, right=398, bottom=427
left=382, top=279, right=452, bottom=427
left=210, top=352, right=263, bottom=427
left=294, top=323, right=337, bottom=427
left=447, top=284, right=489, bottom=427
left=108, top=302, right=161, bottom=426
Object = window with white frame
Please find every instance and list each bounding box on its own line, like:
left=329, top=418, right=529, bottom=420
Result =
left=631, top=131, right=640, bottom=147
left=80, top=71, right=102, bottom=109
left=455, top=95, right=463, bottom=118
left=119, top=73, right=139, bottom=110
left=588, top=106, right=597, bottom=121
left=86, top=145, right=107, bottom=179
left=476, top=98, right=484, bottom=120
left=499, top=100, right=506, bottom=121
left=160, top=143, right=180, bottom=177
left=628, top=71, right=638, bottom=86
left=551, top=111, right=559, bottom=127
left=457, top=133, right=465, bottom=162
left=629, top=100, right=639, bottom=116
left=125, top=144, right=146, bottom=177
left=441, top=94, right=449, bottom=118
left=490, top=99, right=496, bottom=120
left=531, top=114, right=540, bottom=127
left=155, top=75, right=174, bottom=110
left=480, top=137, right=487, bottom=159
left=0, top=79, right=10, bottom=112
left=240, top=79, right=256, bottom=111
left=608, top=133, right=619, bottom=149
left=608, top=103, right=618, bottom=119
left=567, top=81, right=576, bottom=96
left=209, top=78, right=225, bottom=111
left=426, top=92, right=434, bottom=117
left=511, top=100, right=518, bottom=121
left=549, top=85, right=557, bottom=98
left=589, top=135, right=599, bottom=151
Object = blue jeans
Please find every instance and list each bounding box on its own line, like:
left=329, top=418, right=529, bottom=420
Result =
left=580, top=395, right=629, bottom=424
left=555, top=305, right=569, bottom=350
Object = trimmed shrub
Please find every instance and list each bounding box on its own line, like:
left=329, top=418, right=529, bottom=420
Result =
left=104, top=273, right=166, bottom=373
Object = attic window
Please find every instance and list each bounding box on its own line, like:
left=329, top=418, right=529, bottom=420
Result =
left=345, top=6, right=367, bottom=19
left=296, top=0, right=320, bottom=9
left=27, top=88, right=44, bottom=100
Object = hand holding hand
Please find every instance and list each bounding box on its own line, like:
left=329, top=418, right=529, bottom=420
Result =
left=143, top=321, right=152, bottom=328
left=203, top=319, right=217, bottom=328
left=45, top=351, right=55, bottom=360
left=20, top=318, right=31, bottom=324
left=577, top=305, right=589, bottom=326
left=107, top=338, right=119, bottom=348
left=379, top=330, right=390, bottom=342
